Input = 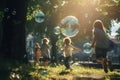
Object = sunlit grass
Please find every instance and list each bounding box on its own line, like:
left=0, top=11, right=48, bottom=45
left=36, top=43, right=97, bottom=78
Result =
left=0, top=60, right=120, bottom=80
left=27, top=63, right=120, bottom=80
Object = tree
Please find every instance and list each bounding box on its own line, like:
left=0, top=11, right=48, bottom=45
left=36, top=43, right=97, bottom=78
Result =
left=25, top=0, right=120, bottom=62
left=0, top=0, right=28, bottom=61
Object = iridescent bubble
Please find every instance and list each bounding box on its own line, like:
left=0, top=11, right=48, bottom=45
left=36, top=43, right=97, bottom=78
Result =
left=54, top=26, right=61, bottom=35
left=35, top=12, right=45, bottom=23
left=61, top=16, right=79, bottom=37
left=83, top=42, right=92, bottom=54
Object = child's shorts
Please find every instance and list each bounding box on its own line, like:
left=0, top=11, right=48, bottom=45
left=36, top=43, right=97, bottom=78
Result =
left=42, top=56, right=50, bottom=62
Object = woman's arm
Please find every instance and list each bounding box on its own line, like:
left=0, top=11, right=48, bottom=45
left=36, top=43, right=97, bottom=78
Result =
left=91, top=35, right=97, bottom=48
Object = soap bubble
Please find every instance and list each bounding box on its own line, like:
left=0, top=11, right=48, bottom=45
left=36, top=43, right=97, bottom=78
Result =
left=83, top=42, right=92, bottom=54
left=35, top=12, right=45, bottom=23
left=61, top=16, right=79, bottom=37
left=54, top=26, right=61, bottom=35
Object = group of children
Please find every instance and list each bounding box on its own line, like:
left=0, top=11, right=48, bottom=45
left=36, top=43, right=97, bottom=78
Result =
left=33, top=19, right=113, bottom=73
left=34, top=37, right=80, bottom=70
left=34, top=38, right=51, bottom=67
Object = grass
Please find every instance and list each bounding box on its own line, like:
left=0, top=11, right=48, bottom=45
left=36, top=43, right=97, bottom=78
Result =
left=0, top=60, right=120, bottom=80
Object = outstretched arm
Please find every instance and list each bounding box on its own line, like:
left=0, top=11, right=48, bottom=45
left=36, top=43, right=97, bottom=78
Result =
left=91, top=35, right=97, bottom=48
left=72, top=45, right=81, bottom=52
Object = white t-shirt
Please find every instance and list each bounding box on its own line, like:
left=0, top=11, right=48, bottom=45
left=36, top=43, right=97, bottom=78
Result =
left=63, top=44, right=74, bottom=57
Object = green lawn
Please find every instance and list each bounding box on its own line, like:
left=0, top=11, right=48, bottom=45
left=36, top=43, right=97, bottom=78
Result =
left=0, top=61, right=120, bottom=80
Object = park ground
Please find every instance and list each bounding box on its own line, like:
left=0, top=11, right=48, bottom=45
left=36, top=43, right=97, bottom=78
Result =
left=0, top=59, right=120, bottom=80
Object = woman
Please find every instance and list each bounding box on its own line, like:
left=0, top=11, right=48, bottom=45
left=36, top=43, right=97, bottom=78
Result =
left=91, top=20, right=113, bottom=73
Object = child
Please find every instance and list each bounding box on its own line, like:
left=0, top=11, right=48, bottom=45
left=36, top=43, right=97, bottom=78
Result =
left=34, top=43, right=41, bottom=64
left=62, top=37, right=80, bottom=71
left=91, top=20, right=113, bottom=73
left=41, top=38, right=52, bottom=67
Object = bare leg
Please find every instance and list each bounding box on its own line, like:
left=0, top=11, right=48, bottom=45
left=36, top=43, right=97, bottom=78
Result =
left=102, top=58, right=108, bottom=73
left=107, top=60, right=113, bottom=72
left=43, top=61, right=49, bottom=67
left=96, top=58, right=108, bottom=73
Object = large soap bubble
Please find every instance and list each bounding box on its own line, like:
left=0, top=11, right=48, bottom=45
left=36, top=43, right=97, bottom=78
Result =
left=83, top=42, right=92, bottom=54
left=61, top=16, right=79, bottom=37
left=54, top=26, right=61, bottom=35
left=35, top=12, right=45, bottom=23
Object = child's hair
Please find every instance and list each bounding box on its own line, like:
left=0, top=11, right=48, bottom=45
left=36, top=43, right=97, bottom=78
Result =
left=35, top=43, right=40, bottom=48
left=63, top=37, right=71, bottom=45
left=42, top=38, right=49, bottom=44
left=93, top=20, right=106, bottom=32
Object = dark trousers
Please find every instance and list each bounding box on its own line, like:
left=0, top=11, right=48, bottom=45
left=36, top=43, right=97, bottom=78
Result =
left=64, top=56, right=71, bottom=69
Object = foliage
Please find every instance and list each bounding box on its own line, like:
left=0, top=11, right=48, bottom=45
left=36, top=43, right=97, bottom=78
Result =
left=0, top=0, right=120, bottom=63
left=116, top=28, right=120, bottom=40
left=26, top=0, right=120, bottom=41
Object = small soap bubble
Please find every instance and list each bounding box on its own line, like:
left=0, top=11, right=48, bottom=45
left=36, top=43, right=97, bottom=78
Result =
left=35, top=12, right=45, bottom=23
left=83, top=42, right=92, bottom=54
left=54, top=26, right=61, bottom=35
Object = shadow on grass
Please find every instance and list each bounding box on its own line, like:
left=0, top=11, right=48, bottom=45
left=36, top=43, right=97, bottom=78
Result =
left=73, top=77, right=104, bottom=80
left=59, top=70, right=70, bottom=75
left=0, top=58, right=120, bottom=80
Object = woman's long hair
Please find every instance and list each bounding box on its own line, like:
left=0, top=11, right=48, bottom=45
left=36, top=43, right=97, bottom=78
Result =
left=93, top=20, right=106, bottom=33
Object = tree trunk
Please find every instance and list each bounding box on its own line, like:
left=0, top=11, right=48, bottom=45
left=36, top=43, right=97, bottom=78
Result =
left=1, top=0, right=28, bottom=61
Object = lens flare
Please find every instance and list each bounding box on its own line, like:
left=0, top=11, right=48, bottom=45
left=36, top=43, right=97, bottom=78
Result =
left=61, top=16, right=79, bottom=37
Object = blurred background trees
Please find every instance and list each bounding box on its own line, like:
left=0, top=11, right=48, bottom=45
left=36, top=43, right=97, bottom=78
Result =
left=0, top=0, right=120, bottom=61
